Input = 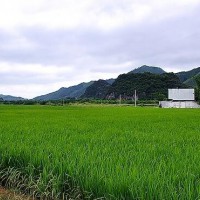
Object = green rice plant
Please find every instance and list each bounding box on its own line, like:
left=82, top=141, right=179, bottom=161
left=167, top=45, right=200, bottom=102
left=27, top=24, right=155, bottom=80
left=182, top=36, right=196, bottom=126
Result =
left=0, top=105, right=200, bottom=199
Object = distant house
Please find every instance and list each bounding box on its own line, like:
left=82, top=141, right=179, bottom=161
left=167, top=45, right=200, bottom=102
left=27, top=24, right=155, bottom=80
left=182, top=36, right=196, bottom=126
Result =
left=159, top=89, right=199, bottom=108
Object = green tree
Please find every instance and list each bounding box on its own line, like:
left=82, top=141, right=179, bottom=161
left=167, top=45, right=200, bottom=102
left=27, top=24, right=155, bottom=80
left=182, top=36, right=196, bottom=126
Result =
left=195, top=75, right=200, bottom=102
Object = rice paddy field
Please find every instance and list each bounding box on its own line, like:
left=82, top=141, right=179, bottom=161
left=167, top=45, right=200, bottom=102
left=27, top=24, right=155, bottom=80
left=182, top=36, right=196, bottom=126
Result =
left=0, top=105, right=200, bottom=199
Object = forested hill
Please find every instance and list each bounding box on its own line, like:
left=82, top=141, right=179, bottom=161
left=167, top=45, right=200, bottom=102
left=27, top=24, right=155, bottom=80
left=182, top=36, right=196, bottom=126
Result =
left=2, top=66, right=200, bottom=101
left=30, top=66, right=200, bottom=101
left=108, top=73, right=185, bottom=100
left=34, top=81, right=94, bottom=101
left=129, top=65, right=166, bottom=74
left=176, top=67, right=200, bottom=87
left=81, top=79, right=111, bottom=99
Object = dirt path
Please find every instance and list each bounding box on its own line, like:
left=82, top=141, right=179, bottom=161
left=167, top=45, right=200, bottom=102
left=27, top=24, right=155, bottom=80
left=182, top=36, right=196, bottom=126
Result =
left=0, top=187, right=32, bottom=200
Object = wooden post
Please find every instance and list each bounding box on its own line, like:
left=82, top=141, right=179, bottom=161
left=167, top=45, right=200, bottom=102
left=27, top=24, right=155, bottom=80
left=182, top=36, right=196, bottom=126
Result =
left=135, top=90, right=137, bottom=107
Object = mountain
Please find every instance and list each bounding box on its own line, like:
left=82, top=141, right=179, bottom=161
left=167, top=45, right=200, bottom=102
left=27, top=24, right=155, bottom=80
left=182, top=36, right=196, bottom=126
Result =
left=33, top=81, right=94, bottom=101
left=129, top=65, right=166, bottom=74
left=32, top=66, right=200, bottom=101
left=105, top=78, right=115, bottom=85
left=183, top=73, right=200, bottom=87
left=176, top=67, right=200, bottom=87
left=0, top=94, right=25, bottom=101
left=176, top=67, right=200, bottom=82
left=33, top=66, right=167, bottom=101
left=81, top=79, right=111, bottom=99
left=108, top=72, right=184, bottom=100
left=33, top=79, right=115, bottom=101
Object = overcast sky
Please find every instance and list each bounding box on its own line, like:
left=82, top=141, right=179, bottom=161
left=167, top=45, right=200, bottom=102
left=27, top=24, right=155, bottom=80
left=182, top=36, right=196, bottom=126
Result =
left=0, top=0, right=200, bottom=98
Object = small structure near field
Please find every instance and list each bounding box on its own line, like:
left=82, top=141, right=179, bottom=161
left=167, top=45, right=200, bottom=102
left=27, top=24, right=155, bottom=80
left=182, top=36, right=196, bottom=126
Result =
left=159, top=89, right=200, bottom=108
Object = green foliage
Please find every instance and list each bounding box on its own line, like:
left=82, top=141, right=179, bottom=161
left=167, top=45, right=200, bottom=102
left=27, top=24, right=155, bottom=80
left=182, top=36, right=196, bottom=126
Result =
left=1, top=106, right=200, bottom=199
left=195, top=75, right=200, bottom=102
left=195, top=75, right=200, bottom=88
left=109, top=72, right=184, bottom=100
left=81, top=79, right=111, bottom=99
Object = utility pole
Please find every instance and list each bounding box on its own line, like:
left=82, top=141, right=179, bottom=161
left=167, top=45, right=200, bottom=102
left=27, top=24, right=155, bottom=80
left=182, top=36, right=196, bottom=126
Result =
left=119, top=94, right=122, bottom=105
left=135, top=90, right=137, bottom=107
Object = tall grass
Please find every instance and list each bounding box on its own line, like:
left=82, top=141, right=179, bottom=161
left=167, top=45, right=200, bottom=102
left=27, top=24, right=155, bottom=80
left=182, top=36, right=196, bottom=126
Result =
left=0, top=105, right=200, bottom=199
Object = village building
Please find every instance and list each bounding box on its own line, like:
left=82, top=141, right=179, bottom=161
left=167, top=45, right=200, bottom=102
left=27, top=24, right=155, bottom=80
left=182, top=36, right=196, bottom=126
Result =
left=159, top=89, right=200, bottom=108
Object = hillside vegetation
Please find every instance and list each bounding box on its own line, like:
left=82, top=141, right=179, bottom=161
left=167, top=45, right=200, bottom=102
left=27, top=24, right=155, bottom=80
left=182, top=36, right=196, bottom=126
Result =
left=81, top=79, right=111, bottom=99
left=108, top=72, right=184, bottom=100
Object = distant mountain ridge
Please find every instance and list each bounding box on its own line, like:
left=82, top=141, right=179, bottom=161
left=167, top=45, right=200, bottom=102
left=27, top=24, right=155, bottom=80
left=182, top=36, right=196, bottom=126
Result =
left=33, top=65, right=200, bottom=101
left=175, top=67, right=200, bottom=87
left=0, top=94, right=25, bottom=101
left=176, top=67, right=200, bottom=82
left=33, top=81, right=94, bottom=101
left=34, top=79, right=116, bottom=101
left=2, top=65, right=200, bottom=101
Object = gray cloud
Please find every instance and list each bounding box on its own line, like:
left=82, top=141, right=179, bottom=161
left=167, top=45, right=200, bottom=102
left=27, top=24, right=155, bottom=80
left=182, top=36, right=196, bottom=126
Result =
left=0, top=1, right=200, bottom=97
left=0, top=70, right=66, bottom=85
left=1, top=4, right=200, bottom=72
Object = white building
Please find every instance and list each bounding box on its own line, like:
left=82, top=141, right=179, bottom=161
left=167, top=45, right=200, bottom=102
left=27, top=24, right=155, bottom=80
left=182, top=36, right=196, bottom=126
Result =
left=168, top=89, right=195, bottom=101
left=159, top=89, right=199, bottom=108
